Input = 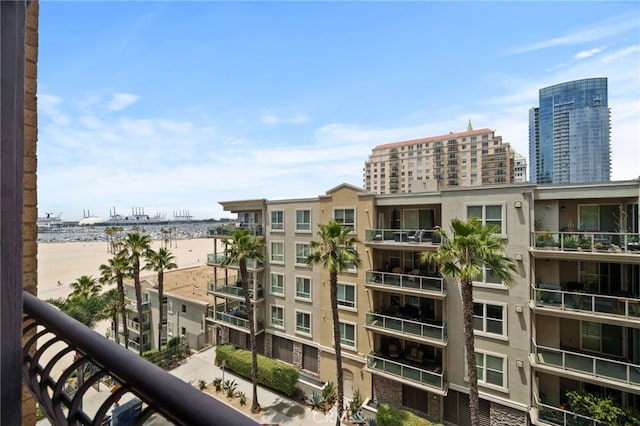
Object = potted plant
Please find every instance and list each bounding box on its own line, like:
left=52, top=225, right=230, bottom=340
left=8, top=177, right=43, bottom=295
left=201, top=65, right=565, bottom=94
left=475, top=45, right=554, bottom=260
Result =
left=563, top=236, right=579, bottom=250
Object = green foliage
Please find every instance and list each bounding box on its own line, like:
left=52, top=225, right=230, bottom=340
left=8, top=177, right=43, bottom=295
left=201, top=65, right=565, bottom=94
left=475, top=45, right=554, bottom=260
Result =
left=197, top=379, right=207, bottom=390
left=347, top=389, right=364, bottom=415
left=309, top=391, right=324, bottom=410
left=563, top=235, right=579, bottom=249
left=351, top=410, right=366, bottom=425
left=237, top=391, right=247, bottom=406
left=215, top=345, right=299, bottom=396
left=166, top=336, right=181, bottom=348
left=322, top=381, right=337, bottom=405
left=565, top=390, right=633, bottom=424
left=35, top=405, right=45, bottom=421
left=213, top=377, right=222, bottom=392
left=224, top=379, right=238, bottom=397
left=376, top=404, right=436, bottom=426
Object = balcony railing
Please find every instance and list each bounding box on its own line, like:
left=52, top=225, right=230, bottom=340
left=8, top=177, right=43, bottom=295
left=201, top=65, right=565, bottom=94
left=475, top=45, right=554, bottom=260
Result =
left=532, top=231, right=640, bottom=254
left=207, top=253, right=264, bottom=269
left=365, top=228, right=441, bottom=244
left=534, top=397, right=605, bottom=426
left=23, top=291, right=255, bottom=426
left=208, top=223, right=264, bottom=237
left=126, top=319, right=151, bottom=333
left=366, top=352, right=446, bottom=394
left=531, top=339, right=640, bottom=388
left=366, top=311, right=447, bottom=344
left=127, top=339, right=152, bottom=353
left=207, top=281, right=264, bottom=300
left=211, top=301, right=265, bottom=332
left=126, top=300, right=150, bottom=312
left=365, top=270, right=446, bottom=295
left=532, top=284, right=640, bottom=319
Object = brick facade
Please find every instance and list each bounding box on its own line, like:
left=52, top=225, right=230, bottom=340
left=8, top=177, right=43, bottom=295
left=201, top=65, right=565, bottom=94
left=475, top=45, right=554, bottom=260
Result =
left=490, top=402, right=528, bottom=426
left=372, top=375, right=402, bottom=406
left=292, top=341, right=303, bottom=369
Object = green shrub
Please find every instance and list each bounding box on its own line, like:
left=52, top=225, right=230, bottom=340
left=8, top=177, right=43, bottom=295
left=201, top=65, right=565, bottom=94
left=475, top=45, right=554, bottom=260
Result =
left=376, top=404, right=435, bottom=426
left=167, top=336, right=180, bottom=348
left=215, top=344, right=299, bottom=396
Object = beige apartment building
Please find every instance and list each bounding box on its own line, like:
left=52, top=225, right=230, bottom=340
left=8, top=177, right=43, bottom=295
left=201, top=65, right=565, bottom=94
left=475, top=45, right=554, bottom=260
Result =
left=206, top=179, right=640, bottom=426
left=363, top=127, right=518, bottom=194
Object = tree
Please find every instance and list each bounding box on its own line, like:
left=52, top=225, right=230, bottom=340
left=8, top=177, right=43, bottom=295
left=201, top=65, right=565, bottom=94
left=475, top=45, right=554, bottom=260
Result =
left=120, top=231, right=152, bottom=356
left=144, top=247, right=177, bottom=350
left=104, top=226, right=124, bottom=254
left=99, top=251, right=132, bottom=347
left=221, top=229, right=264, bottom=413
left=69, top=275, right=102, bottom=300
left=305, top=220, right=362, bottom=426
left=420, top=218, right=517, bottom=426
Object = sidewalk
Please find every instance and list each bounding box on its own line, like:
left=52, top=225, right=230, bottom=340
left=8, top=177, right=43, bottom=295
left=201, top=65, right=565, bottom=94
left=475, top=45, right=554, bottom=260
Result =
left=38, top=346, right=343, bottom=425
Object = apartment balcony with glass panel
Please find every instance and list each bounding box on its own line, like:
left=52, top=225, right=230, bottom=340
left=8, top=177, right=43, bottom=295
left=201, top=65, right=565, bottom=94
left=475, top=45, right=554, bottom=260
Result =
left=126, top=318, right=151, bottom=335
left=365, top=270, right=446, bottom=297
left=365, top=349, right=446, bottom=395
left=126, top=300, right=150, bottom=312
left=366, top=311, right=447, bottom=346
left=207, top=301, right=265, bottom=334
left=207, top=277, right=264, bottom=302
left=530, top=337, right=640, bottom=392
left=206, top=253, right=264, bottom=270
left=207, top=223, right=264, bottom=237
left=531, top=231, right=640, bottom=257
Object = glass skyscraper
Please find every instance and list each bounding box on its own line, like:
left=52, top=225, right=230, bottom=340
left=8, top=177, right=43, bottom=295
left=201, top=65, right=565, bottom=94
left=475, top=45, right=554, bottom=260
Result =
left=529, top=78, right=611, bottom=184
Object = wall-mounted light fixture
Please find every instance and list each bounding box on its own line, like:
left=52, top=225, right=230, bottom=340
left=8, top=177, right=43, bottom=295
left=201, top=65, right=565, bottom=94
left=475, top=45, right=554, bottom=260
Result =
left=561, top=206, right=566, bottom=212
left=514, top=201, right=522, bottom=209
left=515, top=253, right=523, bottom=261
left=516, top=359, right=524, bottom=368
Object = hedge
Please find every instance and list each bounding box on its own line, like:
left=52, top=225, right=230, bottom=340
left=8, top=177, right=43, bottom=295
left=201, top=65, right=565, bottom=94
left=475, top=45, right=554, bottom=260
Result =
left=215, top=344, right=299, bottom=396
left=376, top=404, right=438, bottom=426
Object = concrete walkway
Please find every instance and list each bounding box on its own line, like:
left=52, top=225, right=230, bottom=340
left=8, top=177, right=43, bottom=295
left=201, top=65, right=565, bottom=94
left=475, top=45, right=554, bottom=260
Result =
left=37, top=346, right=346, bottom=425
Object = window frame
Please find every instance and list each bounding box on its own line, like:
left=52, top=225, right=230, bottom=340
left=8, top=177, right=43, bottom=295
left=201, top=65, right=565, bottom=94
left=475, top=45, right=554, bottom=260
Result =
left=270, top=305, right=284, bottom=329
left=295, top=209, right=311, bottom=232
left=465, top=202, right=506, bottom=237
left=295, top=242, right=310, bottom=266
left=334, top=208, right=356, bottom=232
left=270, top=241, right=284, bottom=264
left=270, top=273, right=285, bottom=296
left=295, top=310, right=312, bottom=336
left=337, top=282, right=356, bottom=310
left=270, top=210, right=284, bottom=231
left=473, top=301, right=507, bottom=340
left=470, top=350, right=508, bottom=392
left=339, top=321, right=356, bottom=349
left=295, top=276, right=312, bottom=301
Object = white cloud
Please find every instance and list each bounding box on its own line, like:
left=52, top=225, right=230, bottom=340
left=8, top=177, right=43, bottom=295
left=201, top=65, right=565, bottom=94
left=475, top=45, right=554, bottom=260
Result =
left=573, top=47, right=604, bottom=60
left=259, top=111, right=309, bottom=125
left=107, top=93, right=140, bottom=111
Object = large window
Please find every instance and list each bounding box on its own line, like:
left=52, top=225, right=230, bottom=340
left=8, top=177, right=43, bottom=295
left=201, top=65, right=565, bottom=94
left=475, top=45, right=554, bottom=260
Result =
left=296, top=277, right=311, bottom=300
left=467, top=204, right=505, bottom=234
left=339, top=322, right=356, bottom=348
left=334, top=208, right=355, bottom=231
left=271, top=306, right=284, bottom=328
left=296, top=210, right=311, bottom=231
left=473, top=302, right=506, bottom=337
left=270, top=242, right=284, bottom=263
left=271, top=210, right=284, bottom=230
left=475, top=351, right=506, bottom=389
left=337, top=283, right=356, bottom=309
left=296, top=311, right=311, bottom=335
left=296, top=243, right=310, bottom=265
left=270, top=273, right=284, bottom=296
left=581, top=321, right=623, bottom=357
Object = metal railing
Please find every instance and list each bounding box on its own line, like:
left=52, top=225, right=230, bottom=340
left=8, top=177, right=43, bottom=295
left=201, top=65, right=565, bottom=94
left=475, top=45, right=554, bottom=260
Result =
left=531, top=338, right=640, bottom=387
left=366, top=352, right=445, bottom=393
left=366, top=311, right=447, bottom=343
left=208, top=223, right=264, bottom=237
left=532, top=231, right=640, bottom=254
left=23, top=291, right=256, bottom=426
left=207, top=281, right=264, bottom=300
left=365, top=228, right=441, bottom=244
left=534, top=396, right=605, bottom=426
left=365, top=270, right=445, bottom=295
left=207, top=253, right=264, bottom=269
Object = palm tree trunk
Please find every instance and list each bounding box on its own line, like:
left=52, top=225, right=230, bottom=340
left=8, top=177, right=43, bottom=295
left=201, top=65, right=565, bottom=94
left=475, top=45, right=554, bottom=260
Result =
left=461, top=280, right=480, bottom=426
left=118, top=278, right=129, bottom=349
left=133, top=258, right=144, bottom=356
left=112, top=305, right=119, bottom=345
left=330, top=270, right=344, bottom=426
left=241, top=261, right=260, bottom=413
left=157, top=271, right=164, bottom=350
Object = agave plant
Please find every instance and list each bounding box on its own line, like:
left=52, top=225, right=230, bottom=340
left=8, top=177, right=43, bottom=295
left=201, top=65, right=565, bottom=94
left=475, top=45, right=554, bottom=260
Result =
left=309, top=391, right=324, bottom=410
left=224, top=379, right=238, bottom=398
left=213, top=377, right=222, bottom=392
left=322, top=381, right=337, bottom=406
left=197, top=379, right=207, bottom=390
left=351, top=410, right=366, bottom=425
left=237, top=391, right=247, bottom=406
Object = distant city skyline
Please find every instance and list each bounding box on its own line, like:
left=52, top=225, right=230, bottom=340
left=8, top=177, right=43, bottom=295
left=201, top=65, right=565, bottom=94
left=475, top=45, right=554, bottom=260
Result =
left=37, top=2, right=640, bottom=221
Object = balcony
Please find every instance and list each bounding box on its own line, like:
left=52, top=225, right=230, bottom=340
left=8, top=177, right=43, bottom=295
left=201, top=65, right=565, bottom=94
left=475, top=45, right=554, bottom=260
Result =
left=208, top=302, right=265, bottom=334
left=365, top=270, right=446, bottom=297
left=126, top=319, right=151, bottom=334
left=207, top=223, right=263, bottom=237
left=531, top=231, right=640, bottom=258
left=530, top=339, right=640, bottom=391
left=365, top=352, right=447, bottom=395
left=531, top=284, right=640, bottom=321
left=207, top=280, right=264, bottom=301
left=126, top=300, right=150, bottom=312
left=365, top=228, right=441, bottom=245
left=128, top=339, right=151, bottom=353
left=532, top=398, right=605, bottom=426
left=206, top=253, right=264, bottom=269
left=366, top=311, right=447, bottom=346
left=22, top=291, right=255, bottom=426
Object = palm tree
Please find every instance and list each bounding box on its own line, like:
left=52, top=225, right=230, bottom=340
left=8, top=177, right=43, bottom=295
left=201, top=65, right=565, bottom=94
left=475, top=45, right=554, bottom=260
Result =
left=305, top=220, right=362, bottom=426
left=221, top=229, right=264, bottom=413
left=69, top=275, right=102, bottom=299
left=420, top=218, right=517, bottom=426
left=144, top=247, right=178, bottom=350
left=104, top=226, right=124, bottom=254
left=100, top=289, right=121, bottom=342
left=99, top=251, right=132, bottom=347
left=120, top=231, right=152, bottom=356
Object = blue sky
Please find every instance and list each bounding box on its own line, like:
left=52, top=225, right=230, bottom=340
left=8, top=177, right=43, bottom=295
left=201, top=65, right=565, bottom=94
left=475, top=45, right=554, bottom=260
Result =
left=38, top=1, right=640, bottom=221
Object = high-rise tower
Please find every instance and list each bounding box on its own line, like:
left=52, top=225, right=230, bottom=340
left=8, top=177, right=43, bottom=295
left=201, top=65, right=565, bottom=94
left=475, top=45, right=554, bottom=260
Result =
left=529, top=78, right=611, bottom=184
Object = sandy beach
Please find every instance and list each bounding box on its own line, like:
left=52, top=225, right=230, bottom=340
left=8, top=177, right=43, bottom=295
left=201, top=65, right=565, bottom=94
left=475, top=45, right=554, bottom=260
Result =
left=37, top=238, right=219, bottom=301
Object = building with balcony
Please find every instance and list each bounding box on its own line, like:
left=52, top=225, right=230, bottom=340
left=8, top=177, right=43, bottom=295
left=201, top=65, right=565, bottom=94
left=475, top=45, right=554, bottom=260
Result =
left=529, top=78, right=611, bottom=184
left=363, top=126, right=520, bottom=194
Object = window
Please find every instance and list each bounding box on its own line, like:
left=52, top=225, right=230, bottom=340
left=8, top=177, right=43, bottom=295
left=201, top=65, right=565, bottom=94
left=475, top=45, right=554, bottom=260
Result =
left=296, top=210, right=311, bottom=231
left=271, top=210, right=284, bottom=230
left=296, top=277, right=311, bottom=300
left=296, top=243, right=310, bottom=265
left=296, top=311, right=311, bottom=335
left=271, top=306, right=284, bottom=328
left=467, top=204, right=505, bottom=235
left=339, top=322, right=356, bottom=348
left=334, top=208, right=355, bottom=231
left=181, top=304, right=187, bottom=313
left=270, top=273, right=284, bottom=296
left=337, top=283, right=356, bottom=309
left=475, top=352, right=506, bottom=389
left=473, top=302, right=506, bottom=337
left=270, top=242, right=284, bottom=263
